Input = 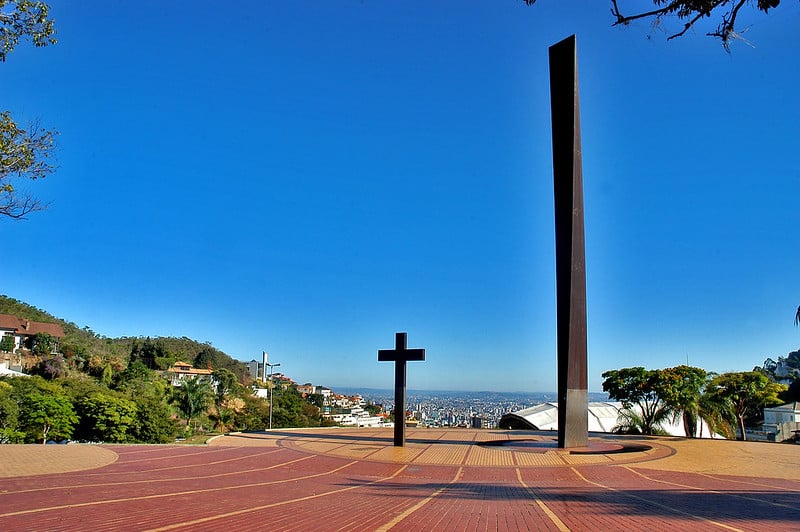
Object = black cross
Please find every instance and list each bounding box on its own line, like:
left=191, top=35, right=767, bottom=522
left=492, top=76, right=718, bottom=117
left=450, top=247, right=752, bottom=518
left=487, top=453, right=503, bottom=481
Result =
left=378, top=332, right=425, bottom=447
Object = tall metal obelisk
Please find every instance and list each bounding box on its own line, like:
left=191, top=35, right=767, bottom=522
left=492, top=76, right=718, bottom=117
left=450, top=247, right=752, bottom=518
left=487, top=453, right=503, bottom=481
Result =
left=549, top=35, right=588, bottom=449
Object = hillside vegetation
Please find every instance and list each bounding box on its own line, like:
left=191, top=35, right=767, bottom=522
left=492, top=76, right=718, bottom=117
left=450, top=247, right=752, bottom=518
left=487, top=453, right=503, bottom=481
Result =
left=0, top=296, right=250, bottom=381
left=0, top=296, right=326, bottom=444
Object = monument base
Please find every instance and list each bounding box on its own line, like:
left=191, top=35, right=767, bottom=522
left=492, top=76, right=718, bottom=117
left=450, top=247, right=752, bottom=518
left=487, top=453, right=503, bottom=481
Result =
left=561, top=388, right=588, bottom=448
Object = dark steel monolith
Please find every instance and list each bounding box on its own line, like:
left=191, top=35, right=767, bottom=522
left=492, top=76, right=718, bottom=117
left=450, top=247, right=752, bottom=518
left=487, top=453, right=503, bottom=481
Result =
left=549, top=35, right=588, bottom=448
left=378, top=332, right=425, bottom=446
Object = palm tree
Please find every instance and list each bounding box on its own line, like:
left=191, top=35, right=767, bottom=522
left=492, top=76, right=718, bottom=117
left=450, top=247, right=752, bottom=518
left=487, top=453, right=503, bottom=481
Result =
left=172, top=376, right=214, bottom=432
left=696, top=390, right=735, bottom=439
left=613, top=405, right=672, bottom=436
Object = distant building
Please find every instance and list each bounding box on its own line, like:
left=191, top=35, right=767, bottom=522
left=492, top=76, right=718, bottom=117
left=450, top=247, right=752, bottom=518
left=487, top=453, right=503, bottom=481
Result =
left=325, top=405, right=385, bottom=427
left=247, top=359, right=260, bottom=380
left=295, top=383, right=315, bottom=396
left=762, top=402, right=800, bottom=442
left=165, top=361, right=215, bottom=387
left=315, top=386, right=333, bottom=398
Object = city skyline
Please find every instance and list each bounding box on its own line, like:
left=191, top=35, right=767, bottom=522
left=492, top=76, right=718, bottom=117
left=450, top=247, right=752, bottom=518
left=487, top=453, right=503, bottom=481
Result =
left=2, top=2, right=798, bottom=392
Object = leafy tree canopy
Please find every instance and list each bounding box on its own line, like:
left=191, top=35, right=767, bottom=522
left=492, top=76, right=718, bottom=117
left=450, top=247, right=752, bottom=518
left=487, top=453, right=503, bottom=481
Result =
left=603, top=365, right=711, bottom=436
left=171, top=375, right=214, bottom=426
left=602, top=366, right=673, bottom=434
left=1, top=1, right=57, bottom=219
left=523, top=0, right=782, bottom=49
left=18, top=391, right=77, bottom=443
left=0, top=0, right=56, bottom=62
left=74, top=392, right=137, bottom=443
left=705, top=371, right=785, bottom=440
left=656, top=365, right=708, bottom=437
left=0, top=381, right=24, bottom=443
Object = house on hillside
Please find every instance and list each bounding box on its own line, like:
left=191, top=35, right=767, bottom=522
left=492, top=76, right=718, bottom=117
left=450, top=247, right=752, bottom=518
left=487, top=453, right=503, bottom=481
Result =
left=0, top=314, right=65, bottom=358
left=295, top=383, right=315, bottom=396
left=165, top=361, right=215, bottom=387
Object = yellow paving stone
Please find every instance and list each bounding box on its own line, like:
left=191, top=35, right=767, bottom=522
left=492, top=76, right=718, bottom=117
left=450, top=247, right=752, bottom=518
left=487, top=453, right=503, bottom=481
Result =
left=291, top=441, right=351, bottom=454
left=565, top=453, right=613, bottom=465
left=368, top=445, right=427, bottom=463
left=513, top=451, right=568, bottom=467
left=0, top=445, right=118, bottom=477
left=466, top=444, right=516, bottom=466
left=211, top=433, right=281, bottom=447
left=329, top=444, right=385, bottom=460
left=473, top=431, right=509, bottom=442
left=413, top=443, right=469, bottom=465
left=437, top=430, right=479, bottom=441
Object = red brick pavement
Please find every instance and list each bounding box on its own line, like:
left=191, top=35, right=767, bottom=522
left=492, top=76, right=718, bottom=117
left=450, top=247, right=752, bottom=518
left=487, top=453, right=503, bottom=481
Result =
left=0, top=430, right=798, bottom=531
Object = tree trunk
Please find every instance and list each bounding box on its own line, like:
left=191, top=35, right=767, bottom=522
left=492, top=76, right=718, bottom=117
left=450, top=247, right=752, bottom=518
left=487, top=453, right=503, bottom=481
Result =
left=682, top=411, right=695, bottom=438
left=738, top=415, right=747, bottom=441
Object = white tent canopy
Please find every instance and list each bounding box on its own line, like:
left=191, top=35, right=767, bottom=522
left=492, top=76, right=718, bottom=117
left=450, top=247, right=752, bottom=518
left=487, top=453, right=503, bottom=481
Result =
left=499, top=401, right=721, bottom=438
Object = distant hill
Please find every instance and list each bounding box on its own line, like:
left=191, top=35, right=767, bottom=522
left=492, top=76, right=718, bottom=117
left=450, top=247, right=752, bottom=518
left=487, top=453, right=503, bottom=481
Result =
left=0, top=295, right=249, bottom=382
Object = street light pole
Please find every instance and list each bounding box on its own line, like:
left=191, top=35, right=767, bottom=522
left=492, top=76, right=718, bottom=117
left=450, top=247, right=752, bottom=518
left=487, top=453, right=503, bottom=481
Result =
left=266, top=362, right=281, bottom=430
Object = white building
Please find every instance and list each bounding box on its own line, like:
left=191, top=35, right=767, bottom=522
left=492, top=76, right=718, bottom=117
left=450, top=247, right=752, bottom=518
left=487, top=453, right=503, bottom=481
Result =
left=762, top=402, right=800, bottom=442
left=327, top=406, right=385, bottom=427
left=0, top=361, right=28, bottom=377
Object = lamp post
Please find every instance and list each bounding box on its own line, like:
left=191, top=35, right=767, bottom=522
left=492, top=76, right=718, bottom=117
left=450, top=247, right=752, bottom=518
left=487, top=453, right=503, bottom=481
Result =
left=266, top=362, right=281, bottom=430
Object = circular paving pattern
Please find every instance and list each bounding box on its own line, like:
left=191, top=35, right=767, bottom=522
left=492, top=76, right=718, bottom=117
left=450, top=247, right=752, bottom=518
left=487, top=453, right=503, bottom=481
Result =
left=1, top=429, right=798, bottom=531
left=0, top=444, right=118, bottom=478
left=216, top=428, right=675, bottom=467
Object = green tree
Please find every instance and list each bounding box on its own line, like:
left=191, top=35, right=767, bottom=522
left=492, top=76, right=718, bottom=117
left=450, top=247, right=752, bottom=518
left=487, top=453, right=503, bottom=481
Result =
left=0, top=333, right=14, bottom=352
left=657, top=365, right=708, bottom=438
left=172, top=376, right=214, bottom=432
left=129, top=337, right=171, bottom=370
left=19, top=392, right=77, bottom=443
left=268, top=386, right=323, bottom=428
left=612, top=407, right=669, bottom=436
left=0, top=0, right=56, bottom=61
left=209, top=368, right=245, bottom=431
left=113, top=361, right=179, bottom=442
left=1, top=1, right=57, bottom=219
left=115, top=360, right=153, bottom=388
left=602, top=367, right=674, bottom=435
left=232, top=395, right=271, bottom=431
left=133, top=394, right=179, bottom=443
left=704, top=371, right=786, bottom=440
left=74, top=392, right=137, bottom=443
left=31, top=331, right=54, bottom=355
left=523, top=0, right=782, bottom=50
left=697, top=384, right=735, bottom=439
left=0, top=381, right=24, bottom=443
left=212, top=368, right=241, bottom=405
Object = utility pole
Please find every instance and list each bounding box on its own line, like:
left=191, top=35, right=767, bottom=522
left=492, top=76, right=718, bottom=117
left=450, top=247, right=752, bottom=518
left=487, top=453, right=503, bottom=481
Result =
left=266, top=362, right=281, bottom=430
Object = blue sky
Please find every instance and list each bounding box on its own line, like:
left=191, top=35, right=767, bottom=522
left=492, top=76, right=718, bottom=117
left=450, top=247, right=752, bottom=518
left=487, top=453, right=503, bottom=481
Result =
left=2, top=1, right=798, bottom=392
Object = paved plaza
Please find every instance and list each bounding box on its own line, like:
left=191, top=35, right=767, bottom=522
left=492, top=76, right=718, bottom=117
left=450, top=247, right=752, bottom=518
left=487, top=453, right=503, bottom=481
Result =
left=1, top=428, right=798, bottom=531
